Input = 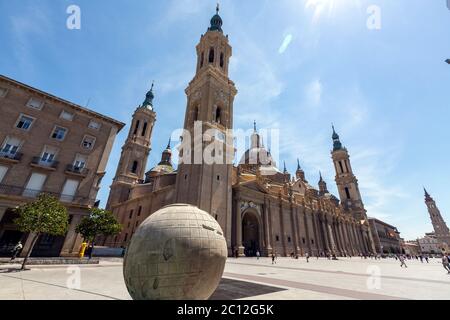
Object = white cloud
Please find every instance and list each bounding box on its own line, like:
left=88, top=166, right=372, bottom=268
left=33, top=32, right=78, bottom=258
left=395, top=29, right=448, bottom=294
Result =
left=278, top=34, right=293, bottom=54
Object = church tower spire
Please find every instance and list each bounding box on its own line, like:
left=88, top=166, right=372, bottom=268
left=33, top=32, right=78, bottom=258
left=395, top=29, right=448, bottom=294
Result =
left=318, top=171, right=328, bottom=195
left=106, top=86, right=156, bottom=209
left=175, top=6, right=237, bottom=255
left=296, top=158, right=306, bottom=182
left=424, top=188, right=450, bottom=249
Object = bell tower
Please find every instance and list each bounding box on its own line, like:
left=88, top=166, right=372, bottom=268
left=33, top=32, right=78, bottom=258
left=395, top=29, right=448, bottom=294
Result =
left=424, top=188, right=450, bottom=249
left=331, top=125, right=376, bottom=254
left=174, top=5, right=237, bottom=254
left=106, top=86, right=156, bottom=209
left=331, top=126, right=365, bottom=216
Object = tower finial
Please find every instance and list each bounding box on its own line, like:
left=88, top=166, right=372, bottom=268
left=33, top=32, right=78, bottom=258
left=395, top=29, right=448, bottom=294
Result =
left=297, top=158, right=301, bottom=170
left=332, top=123, right=343, bottom=151
left=319, top=171, right=323, bottom=180
left=142, top=81, right=155, bottom=108
left=167, top=137, right=171, bottom=149
left=254, top=120, right=257, bottom=132
left=216, top=2, right=220, bottom=14
left=283, top=161, right=287, bottom=173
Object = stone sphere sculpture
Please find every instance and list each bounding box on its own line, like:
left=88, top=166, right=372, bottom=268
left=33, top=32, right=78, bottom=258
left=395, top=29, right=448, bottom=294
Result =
left=123, top=204, right=228, bottom=300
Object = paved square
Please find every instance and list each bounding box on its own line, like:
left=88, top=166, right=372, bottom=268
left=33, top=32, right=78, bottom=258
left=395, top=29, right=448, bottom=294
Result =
left=0, top=257, right=449, bottom=300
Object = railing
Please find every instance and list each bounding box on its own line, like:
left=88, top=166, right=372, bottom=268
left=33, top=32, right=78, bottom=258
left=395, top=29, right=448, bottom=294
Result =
left=31, top=157, right=59, bottom=169
left=65, top=164, right=89, bottom=176
left=0, top=184, right=96, bottom=206
left=0, top=152, right=23, bottom=161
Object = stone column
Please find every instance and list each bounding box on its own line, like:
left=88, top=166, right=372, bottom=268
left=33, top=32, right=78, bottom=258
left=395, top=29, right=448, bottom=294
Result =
left=290, top=203, right=300, bottom=255
left=327, top=221, right=336, bottom=254
left=303, top=209, right=312, bottom=254
left=335, top=220, right=344, bottom=255
left=311, top=210, right=321, bottom=255
left=340, top=221, right=350, bottom=255
left=347, top=223, right=357, bottom=255
left=263, top=199, right=272, bottom=256
left=351, top=223, right=362, bottom=254
left=334, top=220, right=343, bottom=255
left=356, top=224, right=364, bottom=254
left=61, top=214, right=83, bottom=256
left=235, top=198, right=245, bottom=256
left=321, top=215, right=330, bottom=253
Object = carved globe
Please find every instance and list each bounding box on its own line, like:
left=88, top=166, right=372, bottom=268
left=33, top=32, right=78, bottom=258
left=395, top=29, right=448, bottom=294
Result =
left=123, top=204, right=228, bottom=300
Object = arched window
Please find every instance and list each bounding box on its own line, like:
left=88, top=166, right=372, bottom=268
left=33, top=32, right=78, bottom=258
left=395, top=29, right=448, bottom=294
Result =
left=200, top=52, right=204, bottom=68
left=345, top=187, right=351, bottom=200
left=141, top=122, right=148, bottom=136
left=215, top=107, right=222, bottom=124
left=131, top=161, right=138, bottom=174
left=339, top=161, right=344, bottom=174
left=220, top=53, right=224, bottom=68
left=133, top=120, right=140, bottom=135
left=193, top=106, right=199, bottom=122
left=209, top=47, right=215, bottom=63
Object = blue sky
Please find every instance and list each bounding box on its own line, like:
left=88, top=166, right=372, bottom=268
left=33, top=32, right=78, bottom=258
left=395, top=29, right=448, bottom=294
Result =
left=1, top=0, right=449, bottom=240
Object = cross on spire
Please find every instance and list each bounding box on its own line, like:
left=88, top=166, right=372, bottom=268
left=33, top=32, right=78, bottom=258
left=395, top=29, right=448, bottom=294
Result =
left=216, top=2, right=220, bottom=14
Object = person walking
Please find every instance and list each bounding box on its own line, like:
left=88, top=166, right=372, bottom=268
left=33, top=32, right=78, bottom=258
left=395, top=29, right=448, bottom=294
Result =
left=306, top=252, right=310, bottom=263
left=256, top=250, right=260, bottom=260
left=10, top=241, right=23, bottom=262
left=271, top=253, right=277, bottom=265
left=425, top=255, right=429, bottom=264
left=419, top=255, right=423, bottom=263
left=442, top=254, right=450, bottom=274
left=399, top=255, right=408, bottom=268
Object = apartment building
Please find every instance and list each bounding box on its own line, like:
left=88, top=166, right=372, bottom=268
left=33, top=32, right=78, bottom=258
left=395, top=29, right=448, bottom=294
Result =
left=0, top=75, right=124, bottom=257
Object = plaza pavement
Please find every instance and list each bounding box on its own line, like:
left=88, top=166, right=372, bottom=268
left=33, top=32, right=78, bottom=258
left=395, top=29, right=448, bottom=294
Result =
left=0, top=257, right=448, bottom=300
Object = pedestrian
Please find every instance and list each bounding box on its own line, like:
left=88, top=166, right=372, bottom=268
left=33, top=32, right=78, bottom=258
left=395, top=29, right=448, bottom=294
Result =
left=399, top=255, right=408, bottom=268
left=441, top=254, right=450, bottom=274
left=419, top=255, right=423, bottom=263
left=271, top=252, right=277, bottom=265
left=10, top=241, right=23, bottom=261
left=86, top=243, right=94, bottom=259
left=256, top=250, right=260, bottom=260
left=306, top=252, right=310, bottom=263
left=425, top=255, right=429, bottom=264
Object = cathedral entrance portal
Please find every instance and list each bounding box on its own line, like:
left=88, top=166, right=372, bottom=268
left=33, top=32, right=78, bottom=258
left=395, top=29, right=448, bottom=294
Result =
left=242, top=210, right=261, bottom=257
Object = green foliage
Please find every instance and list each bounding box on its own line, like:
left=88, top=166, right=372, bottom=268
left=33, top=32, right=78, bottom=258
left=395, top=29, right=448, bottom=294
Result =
left=76, top=208, right=122, bottom=242
left=14, top=193, right=69, bottom=236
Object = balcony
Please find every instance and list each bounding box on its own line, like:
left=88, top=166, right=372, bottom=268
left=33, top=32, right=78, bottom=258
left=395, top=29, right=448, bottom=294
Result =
left=0, top=184, right=96, bottom=207
left=30, top=157, right=59, bottom=171
left=65, top=164, right=89, bottom=177
left=0, top=152, right=23, bottom=164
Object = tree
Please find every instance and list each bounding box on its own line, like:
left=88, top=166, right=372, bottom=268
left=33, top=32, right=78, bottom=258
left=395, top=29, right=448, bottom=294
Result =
left=75, top=208, right=122, bottom=258
left=14, top=194, right=69, bottom=270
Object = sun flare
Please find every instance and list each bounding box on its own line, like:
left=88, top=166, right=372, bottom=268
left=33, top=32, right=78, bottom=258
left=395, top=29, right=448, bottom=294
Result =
left=305, top=0, right=362, bottom=22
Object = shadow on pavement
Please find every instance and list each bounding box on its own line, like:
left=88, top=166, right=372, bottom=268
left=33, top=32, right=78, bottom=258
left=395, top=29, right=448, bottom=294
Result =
left=0, top=268, right=28, bottom=274
left=210, top=278, right=286, bottom=300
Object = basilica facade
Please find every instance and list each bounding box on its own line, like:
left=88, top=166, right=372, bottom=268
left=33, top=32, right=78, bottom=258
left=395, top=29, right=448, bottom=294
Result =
left=103, top=8, right=376, bottom=257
